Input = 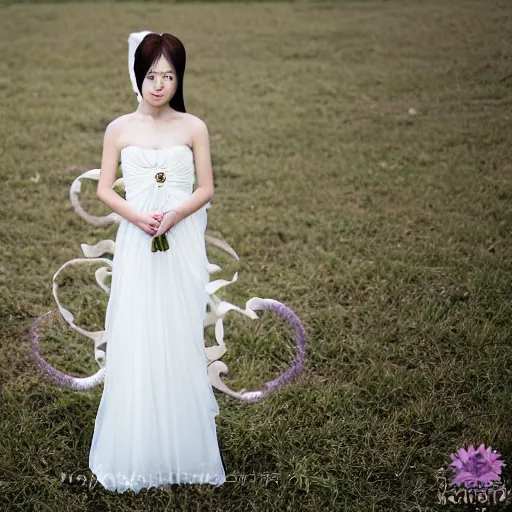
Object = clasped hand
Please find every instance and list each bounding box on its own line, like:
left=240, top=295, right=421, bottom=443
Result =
left=137, top=210, right=179, bottom=236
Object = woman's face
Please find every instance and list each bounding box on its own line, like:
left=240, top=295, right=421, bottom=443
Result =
left=141, top=54, right=178, bottom=106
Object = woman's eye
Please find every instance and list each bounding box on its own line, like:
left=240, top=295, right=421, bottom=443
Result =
left=165, top=75, right=172, bottom=80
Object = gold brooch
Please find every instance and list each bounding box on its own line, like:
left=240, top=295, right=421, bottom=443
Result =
left=155, top=171, right=166, bottom=186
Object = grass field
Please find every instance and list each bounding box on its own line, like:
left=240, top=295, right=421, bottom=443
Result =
left=1, top=0, right=512, bottom=510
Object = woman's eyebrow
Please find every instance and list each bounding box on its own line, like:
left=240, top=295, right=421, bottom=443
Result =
left=148, top=70, right=175, bottom=74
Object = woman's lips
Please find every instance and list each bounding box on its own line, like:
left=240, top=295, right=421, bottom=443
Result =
left=151, top=93, right=163, bottom=99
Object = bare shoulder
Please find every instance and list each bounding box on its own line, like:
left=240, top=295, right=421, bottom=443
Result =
left=105, top=113, right=135, bottom=135
left=183, top=112, right=208, bottom=136
left=103, top=113, right=137, bottom=150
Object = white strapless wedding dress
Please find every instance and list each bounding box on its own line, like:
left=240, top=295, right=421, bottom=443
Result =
left=88, top=145, right=226, bottom=493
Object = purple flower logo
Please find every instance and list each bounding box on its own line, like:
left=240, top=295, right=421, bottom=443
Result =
left=449, top=443, right=505, bottom=488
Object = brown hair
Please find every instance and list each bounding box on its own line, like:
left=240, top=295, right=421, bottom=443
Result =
left=133, top=32, right=186, bottom=112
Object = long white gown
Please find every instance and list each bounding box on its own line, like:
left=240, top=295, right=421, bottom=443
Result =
left=89, top=144, right=226, bottom=493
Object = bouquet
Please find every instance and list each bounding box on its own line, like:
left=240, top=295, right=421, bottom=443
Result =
left=151, top=209, right=179, bottom=253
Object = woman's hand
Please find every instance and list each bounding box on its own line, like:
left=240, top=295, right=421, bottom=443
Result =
left=153, top=210, right=180, bottom=236
left=135, top=211, right=163, bottom=236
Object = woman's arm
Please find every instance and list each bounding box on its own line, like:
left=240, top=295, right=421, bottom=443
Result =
left=168, top=117, right=215, bottom=225
left=96, top=119, right=142, bottom=225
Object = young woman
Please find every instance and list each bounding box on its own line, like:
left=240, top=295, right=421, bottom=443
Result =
left=88, top=31, right=226, bottom=493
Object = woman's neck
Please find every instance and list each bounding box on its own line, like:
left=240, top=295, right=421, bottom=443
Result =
left=136, top=99, right=173, bottom=120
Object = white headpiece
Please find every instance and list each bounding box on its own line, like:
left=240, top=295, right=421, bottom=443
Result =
left=128, top=31, right=155, bottom=102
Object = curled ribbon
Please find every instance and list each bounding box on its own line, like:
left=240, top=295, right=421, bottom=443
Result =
left=31, top=169, right=308, bottom=401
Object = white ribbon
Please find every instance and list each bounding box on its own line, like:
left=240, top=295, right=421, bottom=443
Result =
left=128, top=31, right=154, bottom=103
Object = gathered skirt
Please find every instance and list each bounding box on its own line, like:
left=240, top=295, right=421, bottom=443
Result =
left=89, top=197, right=226, bottom=493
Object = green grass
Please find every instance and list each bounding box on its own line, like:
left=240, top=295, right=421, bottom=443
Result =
left=1, top=0, right=512, bottom=510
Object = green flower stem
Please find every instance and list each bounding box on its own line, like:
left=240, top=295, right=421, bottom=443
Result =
left=151, top=234, right=169, bottom=252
